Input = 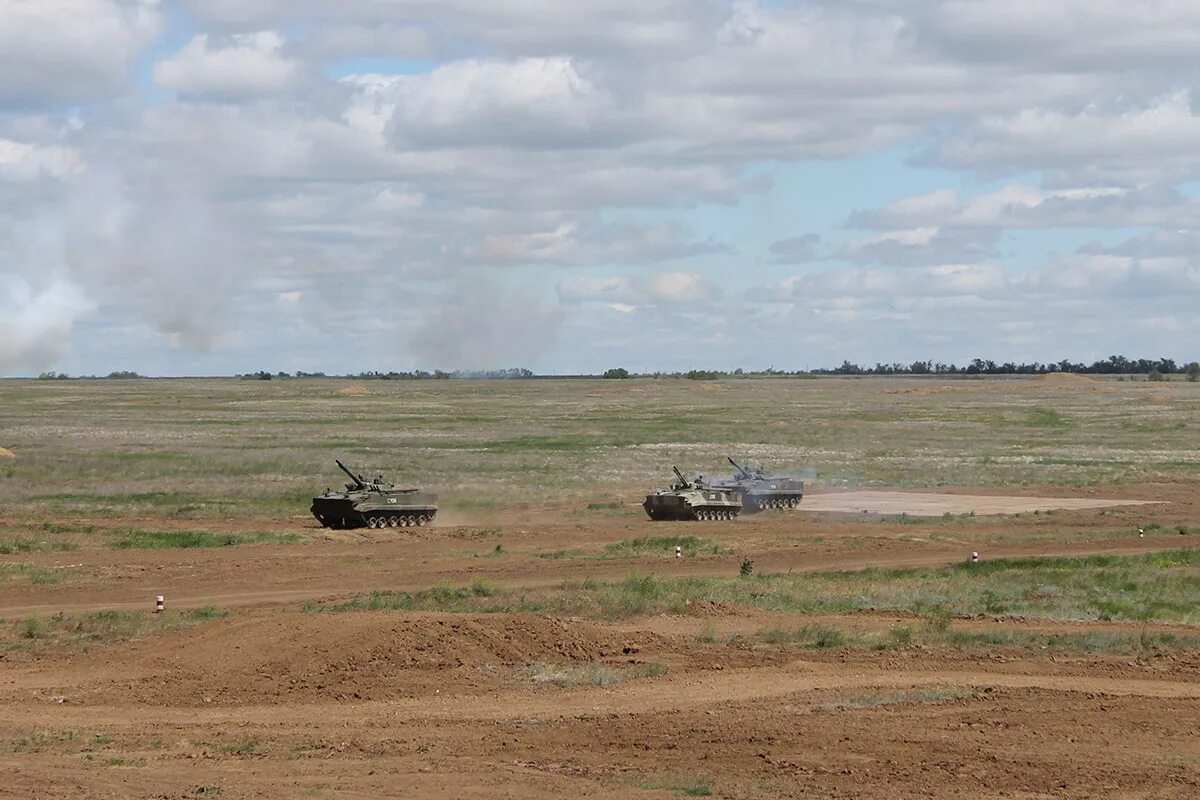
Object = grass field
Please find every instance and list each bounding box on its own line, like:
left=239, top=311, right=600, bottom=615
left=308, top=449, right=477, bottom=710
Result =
left=2, top=376, right=1199, bottom=799
left=1, top=376, right=1198, bottom=519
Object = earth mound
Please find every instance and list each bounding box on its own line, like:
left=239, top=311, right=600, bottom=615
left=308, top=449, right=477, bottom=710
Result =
left=1035, top=373, right=1096, bottom=383
left=82, top=612, right=655, bottom=706
left=335, top=384, right=372, bottom=396
left=0, top=447, right=14, bottom=458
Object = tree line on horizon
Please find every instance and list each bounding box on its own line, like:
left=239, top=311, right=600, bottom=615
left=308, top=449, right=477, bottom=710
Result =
left=31, top=355, right=1199, bottom=381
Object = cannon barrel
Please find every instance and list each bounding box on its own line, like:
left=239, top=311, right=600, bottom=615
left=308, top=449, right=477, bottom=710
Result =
left=672, top=465, right=690, bottom=488
left=335, top=459, right=366, bottom=489
left=727, top=457, right=753, bottom=479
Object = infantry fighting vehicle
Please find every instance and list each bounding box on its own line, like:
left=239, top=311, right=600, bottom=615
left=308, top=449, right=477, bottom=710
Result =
left=311, top=460, right=438, bottom=529
left=716, top=457, right=804, bottom=512
left=643, top=466, right=743, bottom=521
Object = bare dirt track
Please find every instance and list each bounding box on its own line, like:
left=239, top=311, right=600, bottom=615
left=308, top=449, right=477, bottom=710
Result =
left=799, top=489, right=1161, bottom=516
left=1, top=481, right=1198, bottom=798
left=1, top=613, right=1198, bottom=799
left=0, top=481, right=1188, bottom=616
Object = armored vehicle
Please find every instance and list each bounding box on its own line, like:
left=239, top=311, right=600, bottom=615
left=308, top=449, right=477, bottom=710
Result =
left=643, top=466, right=743, bottom=521
left=717, top=457, right=804, bottom=512
left=311, top=460, right=438, bottom=529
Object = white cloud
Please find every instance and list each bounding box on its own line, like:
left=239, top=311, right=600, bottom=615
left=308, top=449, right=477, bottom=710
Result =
left=852, top=184, right=1200, bottom=230
left=929, top=92, right=1200, bottom=183
left=0, top=0, right=160, bottom=105
left=376, top=57, right=612, bottom=148
left=840, top=227, right=1001, bottom=267
left=5, top=0, right=1200, bottom=374
left=470, top=220, right=722, bottom=267
left=559, top=271, right=715, bottom=306
left=153, top=31, right=300, bottom=99
left=0, top=139, right=82, bottom=181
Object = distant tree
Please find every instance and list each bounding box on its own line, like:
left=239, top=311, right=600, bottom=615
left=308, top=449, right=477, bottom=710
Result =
left=1186, top=362, right=1200, bottom=382
left=603, top=367, right=630, bottom=379
left=1148, top=368, right=1165, bottom=382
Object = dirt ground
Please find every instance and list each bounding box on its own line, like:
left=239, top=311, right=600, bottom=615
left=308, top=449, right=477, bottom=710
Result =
left=1, top=480, right=1198, bottom=798
left=799, top=489, right=1161, bottom=516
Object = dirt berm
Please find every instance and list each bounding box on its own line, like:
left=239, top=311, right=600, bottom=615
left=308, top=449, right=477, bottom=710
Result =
left=65, top=612, right=660, bottom=707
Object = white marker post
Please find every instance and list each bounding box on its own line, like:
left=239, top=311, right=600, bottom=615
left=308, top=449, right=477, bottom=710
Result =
left=970, top=552, right=979, bottom=563
left=154, top=595, right=164, bottom=613
left=675, top=545, right=682, bottom=558
left=1139, top=528, right=1145, bottom=538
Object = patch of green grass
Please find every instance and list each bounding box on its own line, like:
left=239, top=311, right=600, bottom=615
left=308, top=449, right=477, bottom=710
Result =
left=534, top=549, right=586, bottom=559
left=483, top=435, right=598, bottom=453
left=4, top=606, right=230, bottom=652
left=4, top=730, right=77, bottom=753
left=31, top=491, right=204, bottom=509
left=1027, top=408, right=1070, bottom=427
left=821, top=686, right=973, bottom=711
left=525, top=661, right=667, bottom=687
left=0, top=563, right=64, bottom=585
left=308, top=549, right=1200, bottom=625
left=40, top=522, right=96, bottom=534
left=586, top=501, right=623, bottom=511
left=0, top=538, right=79, bottom=554
left=758, top=625, right=848, bottom=648
left=108, top=529, right=300, bottom=549
left=602, top=536, right=730, bottom=559
left=218, top=740, right=259, bottom=755
left=636, top=776, right=714, bottom=797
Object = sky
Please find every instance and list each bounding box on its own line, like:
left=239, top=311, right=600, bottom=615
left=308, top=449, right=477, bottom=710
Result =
left=1, top=0, right=1198, bottom=376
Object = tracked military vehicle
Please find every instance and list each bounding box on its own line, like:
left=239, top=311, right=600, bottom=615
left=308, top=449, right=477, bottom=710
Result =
left=643, top=466, right=743, bottom=521
left=311, top=460, right=438, bottom=529
left=717, top=457, right=804, bottom=512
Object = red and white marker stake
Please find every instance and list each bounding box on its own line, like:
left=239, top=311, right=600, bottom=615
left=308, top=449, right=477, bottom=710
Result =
left=154, top=595, right=164, bottom=613
left=675, top=546, right=682, bottom=558
left=970, top=551, right=979, bottom=563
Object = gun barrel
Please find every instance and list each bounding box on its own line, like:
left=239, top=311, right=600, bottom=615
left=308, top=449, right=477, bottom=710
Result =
left=672, top=465, right=689, bottom=487
left=335, top=459, right=365, bottom=488
left=727, top=457, right=751, bottom=478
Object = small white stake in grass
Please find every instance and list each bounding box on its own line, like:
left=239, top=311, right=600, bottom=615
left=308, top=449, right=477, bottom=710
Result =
left=970, top=552, right=979, bottom=563
left=675, top=545, right=682, bottom=558
left=154, top=595, right=164, bottom=613
left=1139, top=528, right=1145, bottom=538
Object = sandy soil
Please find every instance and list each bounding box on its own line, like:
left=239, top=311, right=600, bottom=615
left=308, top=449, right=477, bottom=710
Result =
left=800, top=489, right=1161, bottom=516
left=1, top=482, right=1197, bottom=798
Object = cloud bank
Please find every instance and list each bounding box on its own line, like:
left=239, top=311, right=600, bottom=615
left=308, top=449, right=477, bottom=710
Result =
left=1, top=0, right=1197, bottom=374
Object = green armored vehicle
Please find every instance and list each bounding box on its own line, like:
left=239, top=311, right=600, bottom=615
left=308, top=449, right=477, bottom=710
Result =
left=311, top=460, right=438, bottom=529
left=717, top=457, right=804, bottom=512
left=643, top=466, right=743, bottom=521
